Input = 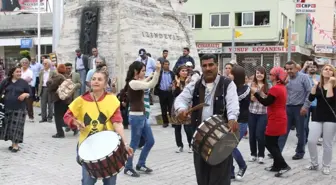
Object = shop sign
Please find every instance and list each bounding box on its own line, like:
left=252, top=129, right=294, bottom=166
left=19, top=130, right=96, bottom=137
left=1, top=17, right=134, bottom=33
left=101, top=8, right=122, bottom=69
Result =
left=314, top=45, right=334, bottom=54
left=197, top=43, right=222, bottom=54
left=296, top=3, right=316, bottom=14
left=223, top=46, right=296, bottom=53
left=20, top=38, right=33, bottom=48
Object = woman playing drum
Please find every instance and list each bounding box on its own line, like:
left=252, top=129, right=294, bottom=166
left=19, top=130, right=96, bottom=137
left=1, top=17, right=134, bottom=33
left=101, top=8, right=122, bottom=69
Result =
left=63, top=70, right=133, bottom=185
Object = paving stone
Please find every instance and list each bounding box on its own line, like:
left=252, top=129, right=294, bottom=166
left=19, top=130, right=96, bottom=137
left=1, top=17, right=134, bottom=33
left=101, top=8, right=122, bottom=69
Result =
left=0, top=106, right=335, bottom=184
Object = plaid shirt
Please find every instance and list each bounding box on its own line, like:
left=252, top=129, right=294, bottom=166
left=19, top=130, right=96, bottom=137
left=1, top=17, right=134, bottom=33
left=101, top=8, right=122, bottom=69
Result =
left=249, top=85, right=267, bottom=115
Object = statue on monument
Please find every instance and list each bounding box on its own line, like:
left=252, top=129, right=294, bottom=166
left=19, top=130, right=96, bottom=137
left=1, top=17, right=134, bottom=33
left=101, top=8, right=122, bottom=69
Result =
left=80, top=8, right=99, bottom=55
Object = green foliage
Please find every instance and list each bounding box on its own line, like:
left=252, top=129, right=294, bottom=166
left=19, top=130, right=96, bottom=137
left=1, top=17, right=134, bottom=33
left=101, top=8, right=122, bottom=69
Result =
left=19, top=50, right=31, bottom=61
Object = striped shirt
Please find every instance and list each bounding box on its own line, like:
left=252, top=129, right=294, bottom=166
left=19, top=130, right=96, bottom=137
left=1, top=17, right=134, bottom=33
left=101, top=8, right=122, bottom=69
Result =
left=286, top=72, right=312, bottom=108
left=144, top=89, right=150, bottom=118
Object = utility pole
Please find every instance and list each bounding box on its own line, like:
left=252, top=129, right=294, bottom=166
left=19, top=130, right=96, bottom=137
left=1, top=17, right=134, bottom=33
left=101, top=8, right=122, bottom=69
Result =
left=52, top=0, right=61, bottom=51
left=37, top=0, right=41, bottom=64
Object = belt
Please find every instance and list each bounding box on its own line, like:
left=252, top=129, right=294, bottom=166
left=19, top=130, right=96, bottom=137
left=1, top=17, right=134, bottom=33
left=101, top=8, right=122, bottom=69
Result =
left=286, top=104, right=303, bottom=107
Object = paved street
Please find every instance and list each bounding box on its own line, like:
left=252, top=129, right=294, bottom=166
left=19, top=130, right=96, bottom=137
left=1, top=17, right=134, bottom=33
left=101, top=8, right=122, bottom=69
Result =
left=0, top=106, right=336, bottom=185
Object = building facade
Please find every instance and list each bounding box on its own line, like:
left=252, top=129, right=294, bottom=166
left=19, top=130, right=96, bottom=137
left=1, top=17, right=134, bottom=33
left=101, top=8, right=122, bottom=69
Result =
left=0, top=12, right=52, bottom=72
left=302, top=0, right=336, bottom=65
left=184, top=0, right=312, bottom=75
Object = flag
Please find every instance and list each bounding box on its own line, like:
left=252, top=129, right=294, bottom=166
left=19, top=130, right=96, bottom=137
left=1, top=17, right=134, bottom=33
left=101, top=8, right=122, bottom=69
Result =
left=235, top=30, right=243, bottom=38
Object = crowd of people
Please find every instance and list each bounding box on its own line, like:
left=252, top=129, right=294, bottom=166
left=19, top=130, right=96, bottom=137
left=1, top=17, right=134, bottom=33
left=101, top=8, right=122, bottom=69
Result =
left=0, top=45, right=335, bottom=185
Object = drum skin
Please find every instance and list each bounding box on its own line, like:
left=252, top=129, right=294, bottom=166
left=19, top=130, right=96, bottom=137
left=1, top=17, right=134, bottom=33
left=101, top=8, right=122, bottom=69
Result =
left=79, top=132, right=128, bottom=179
left=192, top=115, right=239, bottom=165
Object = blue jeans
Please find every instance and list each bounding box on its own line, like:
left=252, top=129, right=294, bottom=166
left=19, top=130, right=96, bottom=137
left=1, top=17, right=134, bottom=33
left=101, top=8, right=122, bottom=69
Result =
left=248, top=113, right=267, bottom=157
left=278, top=105, right=307, bottom=157
left=231, top=123, right=248, bottom=175
left=77, top=69, right=87, bottom=95
left=125, top=115, right=155, bottom=169
left=82, top=166, right=117, bottom=185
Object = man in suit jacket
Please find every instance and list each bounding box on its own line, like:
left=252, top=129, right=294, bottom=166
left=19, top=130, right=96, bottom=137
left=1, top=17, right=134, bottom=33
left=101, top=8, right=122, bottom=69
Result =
left=39, top=59, right=57, bottom=123
left=154, top=59, right=174, bottom=128
left=88, top=48, right=105, bottom=69
left=75, top=48, right=89, bottom=95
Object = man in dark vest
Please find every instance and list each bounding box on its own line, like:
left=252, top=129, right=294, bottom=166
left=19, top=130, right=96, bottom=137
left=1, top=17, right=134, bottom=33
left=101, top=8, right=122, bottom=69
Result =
left=174, top=54, right=240, bottom=185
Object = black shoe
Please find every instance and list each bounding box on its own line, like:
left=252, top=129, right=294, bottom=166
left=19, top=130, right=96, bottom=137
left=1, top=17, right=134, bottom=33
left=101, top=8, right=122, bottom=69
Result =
left=124, top=169, right=140, bottom=177
left=65, top=127, right=71, bottom=132
left=267, top=153, right=273, bottom=159
left=292, top=154, right=303, bottom=160
left=8, top=146, right=13, bottom=151
left=275, top=166, right=291, bottom=177
left=38, top=113, right=41, bottom=116
left=236, top=166, right=247, bottom=180
left=52, top=134, right=65, bottom=138
left=291, top=125, right=295, bottom=130
left=11, top=147, right=20, bottom=153
left=231, top=176, right=235, bottom=180
left=265, top=166, right=279, bottom=172
left=73, top=130, right=79, bottom=136
left=162, top=124, right=169, bottom=128
left=136, top=165, right=153, bottom=173
left=39, top=119, right=47, bottom=123
left=47, top=119, right=52, bottom=123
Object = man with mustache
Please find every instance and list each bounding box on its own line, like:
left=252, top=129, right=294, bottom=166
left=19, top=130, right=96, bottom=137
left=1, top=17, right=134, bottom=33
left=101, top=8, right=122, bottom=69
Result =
left=174, top=54, right=240, bottom=185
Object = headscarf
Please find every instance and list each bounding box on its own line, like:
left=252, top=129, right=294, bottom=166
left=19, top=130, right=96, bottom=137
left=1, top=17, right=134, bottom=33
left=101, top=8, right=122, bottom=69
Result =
left=270, top=66, right=287, bottom=84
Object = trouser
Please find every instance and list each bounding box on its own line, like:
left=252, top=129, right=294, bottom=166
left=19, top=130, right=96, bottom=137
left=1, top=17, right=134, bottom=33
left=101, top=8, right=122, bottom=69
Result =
left=54, top=100, right=68, bottom=136
left=121, top=108, right=129, bottom=128
left=77, top=69, right=87, bottom=95
left=125, top=115, right=155, bottom=169
left=158, top=90, right=173, bottom=124
left=278, top=105, right=307, bottom=157
left=248, top=113, right=267, bottom=157
left=265, top=135, right=289, bottom=170
left=25, top=96, right=34, bottom=119
left=231, top=123, right=248, bottom=175
left=34, top=77, right=40, bottom=101
left=305, top=106, right=317, bottom=142
left=40, top=87, right=53, bottom=120
left=307, top=121, right=336, bottom=167
left=82, top=165, right=117, bottom=185
left=174, top=124, right=194, bottom=148
left=194, top=152, right=232, bottom=185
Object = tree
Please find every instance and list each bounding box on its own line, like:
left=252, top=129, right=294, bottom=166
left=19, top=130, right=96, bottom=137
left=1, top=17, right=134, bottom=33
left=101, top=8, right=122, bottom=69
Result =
left=19, top=50, right=31, bottom=61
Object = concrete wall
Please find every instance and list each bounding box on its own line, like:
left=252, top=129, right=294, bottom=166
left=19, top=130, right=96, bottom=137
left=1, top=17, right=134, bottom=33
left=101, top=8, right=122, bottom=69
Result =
left=306, top=0, right=335, bottom=45
left=56, top=0, right=199, bottom=89
left=183, top=0, right=296, bottom=42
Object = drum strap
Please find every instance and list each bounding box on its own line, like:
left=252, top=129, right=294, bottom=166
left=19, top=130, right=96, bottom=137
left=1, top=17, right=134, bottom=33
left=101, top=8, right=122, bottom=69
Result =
left=92, top=93, right=108, bottom=130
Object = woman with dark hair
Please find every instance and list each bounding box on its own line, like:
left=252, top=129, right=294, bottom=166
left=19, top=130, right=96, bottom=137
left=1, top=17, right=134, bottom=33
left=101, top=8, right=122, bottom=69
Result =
left=248, top=66, right=269, bottom=164
left=224, top=63, right=234, bottom=77
left=230, top=65, right=250, bottom=180
left=124, top=61, right=161, bottom=177
left=0, top=66, right=30, bottom=152
left=251, top=66, right=291, bottom=177
left=47, top=64, right=77, bottom=138
left=172, top=65, right=194, bottom=153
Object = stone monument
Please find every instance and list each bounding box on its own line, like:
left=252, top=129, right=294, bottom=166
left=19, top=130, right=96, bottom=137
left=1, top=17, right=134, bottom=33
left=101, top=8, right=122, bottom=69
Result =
left=56, top=0, right=199, bottom=89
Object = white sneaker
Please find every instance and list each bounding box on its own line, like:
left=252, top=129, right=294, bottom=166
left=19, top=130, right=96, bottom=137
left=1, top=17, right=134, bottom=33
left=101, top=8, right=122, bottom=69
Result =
left=258, top=157, right=264, bottom=164
left=249, top=156, right=256, bottom=162
left=322, top=167, right=330, bottom=175
left=176, top=147, right=183, bottom=153
left=29, top=118, right=34, bottom=123
left=188, top=147, right=193, bottom=153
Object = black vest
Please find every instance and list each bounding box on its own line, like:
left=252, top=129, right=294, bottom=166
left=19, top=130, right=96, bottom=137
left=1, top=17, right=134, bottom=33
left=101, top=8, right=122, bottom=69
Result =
left=191, top=76, right=232, bottom=127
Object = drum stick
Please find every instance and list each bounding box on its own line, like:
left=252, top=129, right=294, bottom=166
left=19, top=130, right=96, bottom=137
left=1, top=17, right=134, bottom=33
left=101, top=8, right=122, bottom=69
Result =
left=68, top=115, right=85, bottom=128
left=186, top=103, right=209, bottom=114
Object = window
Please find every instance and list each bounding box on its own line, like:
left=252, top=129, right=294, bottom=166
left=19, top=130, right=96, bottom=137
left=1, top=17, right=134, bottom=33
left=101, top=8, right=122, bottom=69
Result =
left=235, top=11, right=270, bottom=27
left=188, top=14, right=202, bottom=29
left=242, top=12, right=254, bottom=26
left=210, top=13, right=229, bottom=27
